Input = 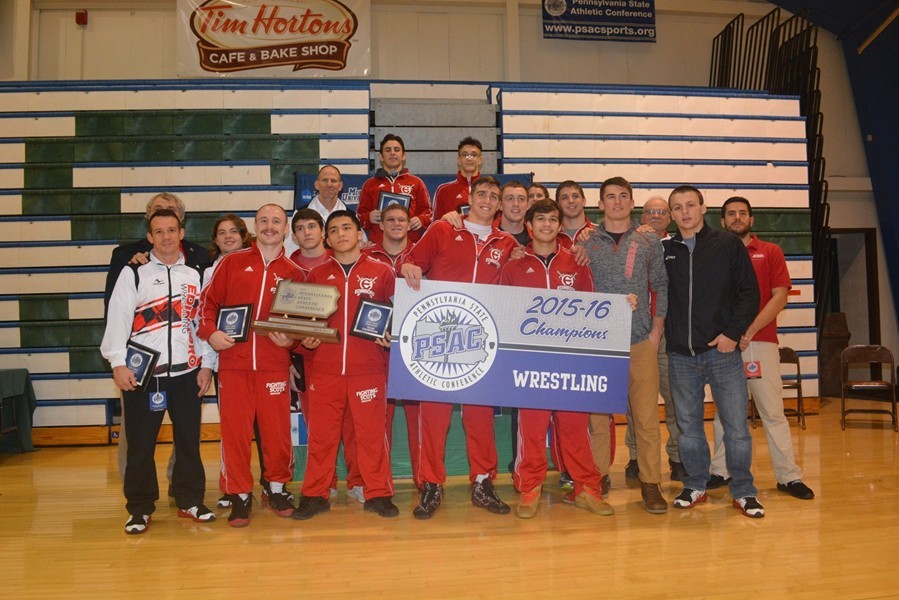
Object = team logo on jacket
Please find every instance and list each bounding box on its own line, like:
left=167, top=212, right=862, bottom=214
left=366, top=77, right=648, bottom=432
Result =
left=398, top=293, right=497, bottom=391
left=355, top=275, right=377, bottom=297
left=399, top=184, right=413, bottom=195
left=556, top=271, right=577, bottom=290
left=486, top=248, right=504, bottom=268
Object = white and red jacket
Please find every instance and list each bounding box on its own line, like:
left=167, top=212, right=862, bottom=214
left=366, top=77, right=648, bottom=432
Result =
left=198, top=243, right=305, bottom=372
left=432, top=171, right=479, bottom=220
left=305, top=255, right=395, bottom=376
left=362, top=241, right=416, bottom=272
left=400, top=220, right=518, bottom=284
left=557, top=218, right=597, bottom=250
left=102, top=252, right=214, bottom=377
left=357, top=168, right=432, bottom=244
left=499, top=244, right=595, bottom=293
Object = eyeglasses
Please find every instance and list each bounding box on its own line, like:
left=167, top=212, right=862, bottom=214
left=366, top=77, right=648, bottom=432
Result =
left=459, top=152, right=481, bottom=159
left=644, top=209, right=669, bottom=215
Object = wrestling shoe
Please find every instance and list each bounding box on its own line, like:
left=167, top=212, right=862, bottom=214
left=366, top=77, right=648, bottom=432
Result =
left=266, top=492, right=295, bottom=518
left=216, top=495, right=233, bottom=509
left=291, top=496, right=330, bottom=521
left=413, top=482, right=442, bottom=520
left=364, top=497, right=400, bottom=518
left=227, top=495, right=253, bottom=528
left=472, top=479, right=511, bottom=515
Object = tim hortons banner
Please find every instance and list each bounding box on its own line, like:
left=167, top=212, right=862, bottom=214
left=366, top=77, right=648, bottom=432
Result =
left=177, top=0, right=371, bottom=77
left=542, top=0, right=656, bottom=42
left=387, top=280, right=632, bottom=413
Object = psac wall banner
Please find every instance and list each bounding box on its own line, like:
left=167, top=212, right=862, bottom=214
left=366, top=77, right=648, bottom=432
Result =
left=542, top=0, right=656, bottom=43
left=388, top=280, right=632, bottom=413
left=177, top=0, right=371, bottom=77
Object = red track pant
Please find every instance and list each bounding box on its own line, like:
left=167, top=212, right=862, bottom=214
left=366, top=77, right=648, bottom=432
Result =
left=513, top=409, right=601, bottom=495
left=218, top=369, right=293, bottom=494
left=417, top=401, right=497, bottom=485
left=301, top=372, right=394, bottom=500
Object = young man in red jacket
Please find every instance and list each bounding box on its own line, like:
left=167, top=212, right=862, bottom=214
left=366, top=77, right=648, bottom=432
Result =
left=357, top=134, right=432, bottom=245
left=292, top=210, right=398, bottom=520
left=499, top=199, right=613, bottom=518
left=363, top=203, right=421, bottom=488
left=198, top=204, right=304, bottom=527
left=431, top=136, right=483, bottom=220
left=400, top=176, right=519, bottom=520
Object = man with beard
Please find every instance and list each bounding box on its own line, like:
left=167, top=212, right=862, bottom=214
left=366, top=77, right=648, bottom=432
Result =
left=710, top=196, right=814, bottom=501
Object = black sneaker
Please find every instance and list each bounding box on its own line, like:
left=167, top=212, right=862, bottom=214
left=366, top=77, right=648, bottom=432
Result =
left=266, top=492, right=295, bottom=518
left=413, top=482, right=442, bottom=520
left=706, top=474, right=731, bottom=490
left=227, top=495, right=253, bottom=528
left=669, top=460, right=687, bottom=482
left=600, top=474, right=611, bottom=497
left=124, top=514, right=151, bottom=535
left=364, top=496, right=400, bottom=518
left=216, top=494, right=233, bottom=509
left=471, top=479, right=511, bottom=515
left=625, top=459, right=639, bottom=480
left=733, top=496, right=765, bottom=518
left=558, top=471, right=574, bottom=490
left=777, top=480, right=815, bottom=500
left=291, top=496, right=330, bottom=521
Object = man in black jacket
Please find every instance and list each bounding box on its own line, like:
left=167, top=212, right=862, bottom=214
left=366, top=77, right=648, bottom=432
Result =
left=104, top=193, right=209, bottom=315
left=662, top=185, right=765, bottom=518
left=104, top=192, right=210, bottom=480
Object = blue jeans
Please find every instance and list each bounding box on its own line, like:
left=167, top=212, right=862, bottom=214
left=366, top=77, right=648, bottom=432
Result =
left=668, top=349, right=757, bottom=499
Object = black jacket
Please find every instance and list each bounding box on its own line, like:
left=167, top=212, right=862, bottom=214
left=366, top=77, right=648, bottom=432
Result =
left=103, top=238, right=210, bottom=317
left=662, top=224, right=759, bottom=356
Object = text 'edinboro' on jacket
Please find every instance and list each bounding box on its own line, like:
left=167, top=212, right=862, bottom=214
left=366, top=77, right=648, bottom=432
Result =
left=198, top=243, right=305, bottom=372
left=401, top=220, right=519, bottom=285
left=304, top=255, right=395, bottom=376
left=101, top=252, right=213, bottom=377
left=662, top=224, right=760, bottom=356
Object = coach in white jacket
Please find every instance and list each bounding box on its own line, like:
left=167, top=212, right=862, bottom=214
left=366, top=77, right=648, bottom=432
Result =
left=101, top=209, right=216, bottom=534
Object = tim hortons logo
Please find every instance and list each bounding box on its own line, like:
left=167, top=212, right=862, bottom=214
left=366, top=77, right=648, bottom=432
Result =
left=189, top=0, right=358, bottom=73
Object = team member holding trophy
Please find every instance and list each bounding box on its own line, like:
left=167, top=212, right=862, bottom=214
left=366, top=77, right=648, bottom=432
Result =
left=198, top=204, right=304, bottom=528
left=101, top=209, right=216, bottom=534
left=292, top=210, right=399, bottom=521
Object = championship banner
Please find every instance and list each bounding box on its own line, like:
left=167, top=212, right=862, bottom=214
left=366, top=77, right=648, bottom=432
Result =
left=294, top=173, right=534, bottom=213
left=387, top=280, right=632, bottom=413
left=542, top=0, right=656, bottom=43
left=177, top=0, right=371, bottom=77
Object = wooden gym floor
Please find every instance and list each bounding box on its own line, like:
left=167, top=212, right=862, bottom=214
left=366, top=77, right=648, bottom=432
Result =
left=1, top=398, right=897, bottom=599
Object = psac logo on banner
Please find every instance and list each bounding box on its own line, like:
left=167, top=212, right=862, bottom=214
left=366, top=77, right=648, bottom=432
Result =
left=178, top=0, right=371, bottom=76
left=388, top=280, right=632, bottom=414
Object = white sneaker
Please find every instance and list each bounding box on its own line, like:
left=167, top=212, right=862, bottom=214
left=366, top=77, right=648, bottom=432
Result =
left=216, top=495, right=232, bottom=509
left=733, top=496, right=765, bottom=518
left=347, top=486, right=365, bottom=504
left=125, top=514, right=150, bottom=534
